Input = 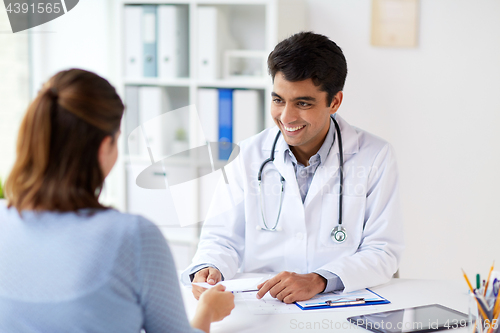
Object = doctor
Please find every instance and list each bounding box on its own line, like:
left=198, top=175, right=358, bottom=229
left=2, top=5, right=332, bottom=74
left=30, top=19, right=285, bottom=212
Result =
left=182, top=32, right=404, bottom=303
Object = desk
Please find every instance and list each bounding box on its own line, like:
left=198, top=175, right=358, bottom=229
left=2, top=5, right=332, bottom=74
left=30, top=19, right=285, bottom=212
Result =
left=180, top=274, right=470, bottom=333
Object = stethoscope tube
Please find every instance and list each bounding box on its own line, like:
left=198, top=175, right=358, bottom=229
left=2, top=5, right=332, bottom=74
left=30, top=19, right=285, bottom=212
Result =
left=257, top=130, right=282, bottom=182
left=332, top=116, right=343, bottom=227
left=258, top=115, right=346, bottom=243
left=258, top=130, right=285, bottom=231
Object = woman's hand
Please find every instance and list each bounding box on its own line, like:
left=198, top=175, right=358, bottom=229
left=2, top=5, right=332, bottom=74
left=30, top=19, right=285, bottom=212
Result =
left=191, top=284, right=235, bottom=332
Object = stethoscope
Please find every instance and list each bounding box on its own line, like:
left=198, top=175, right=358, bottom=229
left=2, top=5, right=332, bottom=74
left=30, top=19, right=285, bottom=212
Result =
left=257, top=115, right=347, bottom=243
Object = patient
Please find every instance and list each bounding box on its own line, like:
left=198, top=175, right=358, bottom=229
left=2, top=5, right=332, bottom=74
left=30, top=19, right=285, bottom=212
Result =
left=0, top=69, right=234, bottom=333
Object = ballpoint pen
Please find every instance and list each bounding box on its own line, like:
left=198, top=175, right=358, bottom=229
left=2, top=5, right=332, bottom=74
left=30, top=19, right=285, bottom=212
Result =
left=232, top=289, right=258, bottom=294
left=325, top=298, right=365, bottom=307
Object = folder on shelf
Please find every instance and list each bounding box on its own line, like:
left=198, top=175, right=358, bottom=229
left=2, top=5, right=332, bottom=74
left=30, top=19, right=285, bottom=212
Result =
left=142, top=5, right=158, bottom=77
left=197, top=88, right=219, bottom=144
left=124, top=6, right=143, bottom=78
left=197, top=6, right=237, bottom=80
left=158, top=5, right=189, bottom=79
left=139, top=86, right=169, bottom=160
left=197, top=7, right=217, bottom=80
left=295, top=288, right=390, bottom=310
left=233, top=89, right=262, bottom=143
left=124, top=86, right=140, bottom=155
left=218, top=89, right=233, bottom=160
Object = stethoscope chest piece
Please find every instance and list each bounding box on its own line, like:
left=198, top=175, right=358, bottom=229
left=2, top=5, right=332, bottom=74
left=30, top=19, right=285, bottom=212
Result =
left=331, top=225, right=347, bottom=243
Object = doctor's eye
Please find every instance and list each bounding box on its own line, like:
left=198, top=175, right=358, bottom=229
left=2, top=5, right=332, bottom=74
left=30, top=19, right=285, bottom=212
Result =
left=297, top=101, right=311, bottom=107
left=273, top=98, right=284, bottom=104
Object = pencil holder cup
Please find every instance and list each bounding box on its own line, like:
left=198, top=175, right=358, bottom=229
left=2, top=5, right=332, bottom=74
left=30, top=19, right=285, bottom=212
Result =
left=469, top=293, right=499, bottom=333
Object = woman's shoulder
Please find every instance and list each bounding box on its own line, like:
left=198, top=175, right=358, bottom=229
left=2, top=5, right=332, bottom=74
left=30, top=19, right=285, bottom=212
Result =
left=84, top=209, right=162, bottom=238
left=0, top=205, right=161, bottom=241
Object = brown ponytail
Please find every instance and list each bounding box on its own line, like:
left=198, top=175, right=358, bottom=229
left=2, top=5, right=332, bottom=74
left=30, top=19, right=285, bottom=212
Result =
left=5, top=69, right=124, bottom=212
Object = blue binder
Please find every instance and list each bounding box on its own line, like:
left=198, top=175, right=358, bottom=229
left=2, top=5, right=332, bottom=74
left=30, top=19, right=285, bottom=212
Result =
left=143, top=5, right=157, bottom=77
left=218, top=89, right=233, bottom=160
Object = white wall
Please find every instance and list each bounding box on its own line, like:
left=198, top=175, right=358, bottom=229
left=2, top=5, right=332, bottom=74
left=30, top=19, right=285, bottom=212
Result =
left=30, top=0, right=119, bottom=95
left=29, top=0, right=124, bottom=209
left=306, top=0, right=500, bottom=280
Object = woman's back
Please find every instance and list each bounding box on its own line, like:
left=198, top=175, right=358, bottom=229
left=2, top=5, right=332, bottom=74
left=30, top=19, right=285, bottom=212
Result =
left=1, top=69, right=233, bottom=332
left=0, top=205, right=197, bottom=333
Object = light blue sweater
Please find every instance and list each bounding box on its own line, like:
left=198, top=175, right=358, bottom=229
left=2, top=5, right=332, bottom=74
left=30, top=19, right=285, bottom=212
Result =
left=0, top=205, right=202, bottom=333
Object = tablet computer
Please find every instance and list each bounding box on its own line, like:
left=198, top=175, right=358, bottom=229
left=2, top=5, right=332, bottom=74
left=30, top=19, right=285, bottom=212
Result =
left=347, top=304, right=470, bottom=333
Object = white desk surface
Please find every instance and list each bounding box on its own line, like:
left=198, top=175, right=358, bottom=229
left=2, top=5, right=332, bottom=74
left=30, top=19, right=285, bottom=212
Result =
left=180, top=273, right=470, bottom=333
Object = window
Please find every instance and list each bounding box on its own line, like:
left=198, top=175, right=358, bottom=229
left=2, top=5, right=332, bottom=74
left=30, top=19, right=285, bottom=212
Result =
left=0, top=11, right=29, bottom=181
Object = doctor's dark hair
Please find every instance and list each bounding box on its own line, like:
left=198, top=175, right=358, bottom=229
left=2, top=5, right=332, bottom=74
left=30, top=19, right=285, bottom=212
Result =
left=267, top=31, right=348, bottom=106
left=5, top=68, right=124, bottom=212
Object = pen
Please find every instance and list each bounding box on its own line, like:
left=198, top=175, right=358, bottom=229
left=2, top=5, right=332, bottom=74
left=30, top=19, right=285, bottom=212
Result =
left=325, top=298, right=365, bottom=307
left=232, top=289, right=258, bottom=294
left=477, top=274, right=481, bottom=290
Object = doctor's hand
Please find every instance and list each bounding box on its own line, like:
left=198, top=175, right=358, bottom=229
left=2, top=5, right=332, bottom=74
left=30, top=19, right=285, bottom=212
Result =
left=256, top=271, right=327, bottom=304
left=191, top=267, right=222, bottom=300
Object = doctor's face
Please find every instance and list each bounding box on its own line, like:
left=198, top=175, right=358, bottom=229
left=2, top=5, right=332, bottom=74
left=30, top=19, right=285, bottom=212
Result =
left=271, top=72, right=343, bottom=157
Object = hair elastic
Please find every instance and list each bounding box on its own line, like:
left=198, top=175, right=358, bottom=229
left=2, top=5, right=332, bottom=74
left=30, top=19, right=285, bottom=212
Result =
left=49, top=87, right=59, bottom=99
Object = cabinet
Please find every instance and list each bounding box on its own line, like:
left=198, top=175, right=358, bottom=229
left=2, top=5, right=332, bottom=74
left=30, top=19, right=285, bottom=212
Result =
left=114, top=0, right=306, bottom=270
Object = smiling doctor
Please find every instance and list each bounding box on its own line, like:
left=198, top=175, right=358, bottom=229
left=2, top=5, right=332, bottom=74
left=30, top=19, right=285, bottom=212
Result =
left=181, top=32, right=404, bottom=304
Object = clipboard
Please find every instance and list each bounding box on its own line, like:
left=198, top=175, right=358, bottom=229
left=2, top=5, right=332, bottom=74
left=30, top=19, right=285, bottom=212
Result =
left=295, top=288, right=390, bottom=310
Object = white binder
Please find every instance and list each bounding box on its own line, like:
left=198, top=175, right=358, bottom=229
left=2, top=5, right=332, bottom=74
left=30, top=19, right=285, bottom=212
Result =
left=233, top=89, right=262, bottom=143
left=124, top=86, right=140, bottom=155
left=142, top=5, right=158, bottom=77
left=124, top=6, right=143, bottom=78
left=158, top=5, right=189, bottom=79
left=197, top=6, right=237, bottom=80
left=197, top=88, right=219, bottom=144
left=139, top=86, right=170, bottom=160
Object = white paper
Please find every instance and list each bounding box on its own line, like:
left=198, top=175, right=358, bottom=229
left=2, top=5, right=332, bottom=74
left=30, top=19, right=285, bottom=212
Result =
left=238, top=291, right=374, bottom=315
left=192, top=277, right=264, bottom=292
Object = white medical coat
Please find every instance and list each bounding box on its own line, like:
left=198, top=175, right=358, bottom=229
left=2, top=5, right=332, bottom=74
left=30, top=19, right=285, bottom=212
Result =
left=181, top=115, right=404, bottom=292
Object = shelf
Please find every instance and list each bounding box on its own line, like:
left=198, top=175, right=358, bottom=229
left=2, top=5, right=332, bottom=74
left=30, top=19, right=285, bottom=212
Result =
left=196, top=0, right=269, bottom=5
left=124, top=77, right=192, bottom=87
left=124, top=77, right=270, bottom=90
left=125, top=154, right=234, bottom=170
left=197, top=79, right=269, bottom=89
left=123, top=0, right=191, bottom=4
left=125, top=154, right=191, bottom=165
left=123, top=0, right=269, bottom=5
